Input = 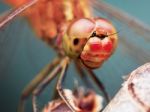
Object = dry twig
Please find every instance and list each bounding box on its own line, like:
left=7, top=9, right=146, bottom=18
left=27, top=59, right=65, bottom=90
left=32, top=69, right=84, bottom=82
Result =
left=103, top=63, right=150, bottom=112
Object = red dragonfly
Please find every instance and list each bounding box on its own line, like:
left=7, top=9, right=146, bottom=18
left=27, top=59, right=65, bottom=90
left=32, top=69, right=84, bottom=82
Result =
left=0, top=0, right=150, bottom=112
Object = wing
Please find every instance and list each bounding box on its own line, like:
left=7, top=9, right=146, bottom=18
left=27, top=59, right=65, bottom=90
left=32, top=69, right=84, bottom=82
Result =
left=0, top=0, right=38, bottom=28
left=0, top=16, right=23, bottom=73
left=90, top=0, right=150, bottom=41
left=0, top=0, right=39, bottom=75
left=0, top=0, right=50, bottom=75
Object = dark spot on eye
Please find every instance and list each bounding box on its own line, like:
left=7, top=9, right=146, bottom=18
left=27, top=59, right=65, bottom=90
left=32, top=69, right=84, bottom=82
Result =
left=100, top=34, right=107, bottom=40
left=91, top=31, right=96, bottom=37
left=73, top=38, right=79, bottom=45
left=91, top=31, right=107, bottom=40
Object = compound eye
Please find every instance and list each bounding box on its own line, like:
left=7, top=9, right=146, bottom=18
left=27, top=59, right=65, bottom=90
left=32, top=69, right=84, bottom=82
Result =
left=73, top=38, right=79, bottom=46
left=68, top=18, right=95, bottom=39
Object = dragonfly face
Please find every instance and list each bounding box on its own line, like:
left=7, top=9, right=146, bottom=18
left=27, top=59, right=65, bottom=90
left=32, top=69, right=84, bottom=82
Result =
left=63, top=18, right=118, bottom=69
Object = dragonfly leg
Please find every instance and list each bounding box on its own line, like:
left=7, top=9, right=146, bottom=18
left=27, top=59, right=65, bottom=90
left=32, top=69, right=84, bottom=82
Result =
left=56, top=57, right=76, bottom=112
left=74, top=61, right=93, bottom=89
left=75, top=61, right=110, bottom=103
left=51, top=76, right=60, bottom=100
left=32, top=58, right=63, bottom=112
left=85, top=68, right=110, bottom=103
left=18, top=57, right=61, bottom=112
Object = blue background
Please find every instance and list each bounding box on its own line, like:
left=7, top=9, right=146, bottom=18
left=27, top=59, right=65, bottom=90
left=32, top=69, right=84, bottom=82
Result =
left=0, top=0, right=150, bottom=111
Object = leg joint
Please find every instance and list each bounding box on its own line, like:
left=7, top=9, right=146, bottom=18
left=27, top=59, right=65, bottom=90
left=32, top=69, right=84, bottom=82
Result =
left=56, top=84, right=62, bottom=91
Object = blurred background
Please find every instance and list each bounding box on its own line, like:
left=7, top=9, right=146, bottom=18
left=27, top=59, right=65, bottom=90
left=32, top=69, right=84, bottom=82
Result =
left=0, top=0, right=150, bottom=111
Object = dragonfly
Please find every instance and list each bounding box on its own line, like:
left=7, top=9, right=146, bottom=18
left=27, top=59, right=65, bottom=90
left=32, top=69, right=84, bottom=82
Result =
left=1, top=0, right=150, bottom=112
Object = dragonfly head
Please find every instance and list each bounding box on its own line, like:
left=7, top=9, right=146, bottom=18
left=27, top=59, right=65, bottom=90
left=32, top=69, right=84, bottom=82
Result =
left=63, top=18, right=118, bottom=69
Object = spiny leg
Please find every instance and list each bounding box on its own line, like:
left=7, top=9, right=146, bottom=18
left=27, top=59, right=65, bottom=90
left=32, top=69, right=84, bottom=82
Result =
left=56, top=57, right=76, bottom=112
left=74, top=60, right=93, bottom=89
left=18, top=57, right=60, bottom=112
left=32, top=58, right=63, bottom=112
left=51, top=76, right=60, bottom=100
left=85, top=67, right=110, bottom=103
left=75, top=61, right=109, bottom=102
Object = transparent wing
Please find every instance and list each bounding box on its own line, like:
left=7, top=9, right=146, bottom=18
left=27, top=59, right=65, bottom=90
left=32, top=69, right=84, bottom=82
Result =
left=0, top=0, right=38, bottom=28
left=0, top=4, right=20, bottom=72
left=91, top=0, right=150, bottom=41
left=0, top=0, right=39, bottom=72
left=0, top=2, right=55, bottom=112
left=0, top=15, right=28, bottom=77
left=0, top=0, right=52, bottom=76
